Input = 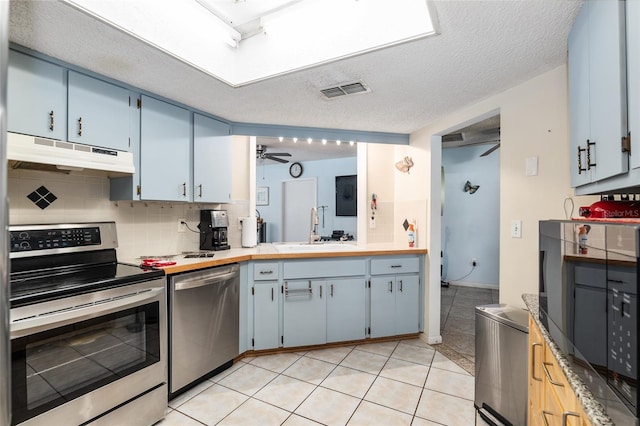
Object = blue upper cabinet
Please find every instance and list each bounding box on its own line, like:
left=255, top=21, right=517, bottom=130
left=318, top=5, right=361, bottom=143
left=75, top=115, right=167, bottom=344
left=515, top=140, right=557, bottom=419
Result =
left=628, top=0, right=640, bottom=170
left=140, top=95, right=191, bottom=201
left=193, top=113, right=232, bottom=203
left=68, top=71, right=131, bottom=151
left=7, top=50, right=67, bottom=141
left=569, top=0, right=628, bottom=187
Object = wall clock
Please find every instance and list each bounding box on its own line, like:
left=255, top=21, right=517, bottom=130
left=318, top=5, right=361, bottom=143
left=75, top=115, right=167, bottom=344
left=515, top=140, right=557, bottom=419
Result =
left=289, top=162, right=303, bottom=178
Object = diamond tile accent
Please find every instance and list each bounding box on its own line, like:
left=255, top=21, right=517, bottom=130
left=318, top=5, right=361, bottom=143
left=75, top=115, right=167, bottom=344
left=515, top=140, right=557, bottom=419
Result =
left=27, top=185, right=57, bottom=210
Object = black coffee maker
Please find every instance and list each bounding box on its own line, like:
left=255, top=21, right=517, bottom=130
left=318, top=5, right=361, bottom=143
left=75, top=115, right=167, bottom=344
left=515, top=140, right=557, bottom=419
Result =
left=199, top=209, right=230, bottom=250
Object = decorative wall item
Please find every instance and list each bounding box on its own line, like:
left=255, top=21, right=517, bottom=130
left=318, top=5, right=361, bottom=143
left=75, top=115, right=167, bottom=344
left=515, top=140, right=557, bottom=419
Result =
left=27, top=186, right=57, bottom=209
left=463, top=180, right=480, bottom=194
left=395, top=156, right=414, bottom=173
left=256, top=187, right=269, bottom=206
left=336, top=175, right=357, bottom=216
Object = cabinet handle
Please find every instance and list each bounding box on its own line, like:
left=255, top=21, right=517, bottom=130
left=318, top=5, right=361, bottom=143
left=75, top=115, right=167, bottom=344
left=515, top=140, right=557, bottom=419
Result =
left=562, top=411, right=580, bottom=426
left=77, top=117, right=83, bottom=136
left=577, top=146, right=586, bottom=175
left=388, top=281, right=393, bottom=293
left=541, top=411, right=553, bottom=426
left=320, top=285, right=323, bottom=299
left=330, top=284, right=334, bottom=297
left=390, top=265, right=402, bottom=268
left=259, top=270, right=273, bottom=275
left=399, top=280, right=403, bottom=292
left=198, top=184, right=202, bottom=198
left=531, top=342, right=543, bottom=382
left=542, top=361, right=565, bottom=387
left=271, top=287, right=274, bottom=301
left=182, top=182, right=186, bottom=197
left=49, top=111, right=54, bottom=131
left=586, top=140, right=596, bottom=170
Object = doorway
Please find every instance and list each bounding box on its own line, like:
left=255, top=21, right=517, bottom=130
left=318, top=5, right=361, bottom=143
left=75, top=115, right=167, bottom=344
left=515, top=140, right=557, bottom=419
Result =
left=437, top=113, right=501, bottom=374
left=282, top=178, right=317, bottom=241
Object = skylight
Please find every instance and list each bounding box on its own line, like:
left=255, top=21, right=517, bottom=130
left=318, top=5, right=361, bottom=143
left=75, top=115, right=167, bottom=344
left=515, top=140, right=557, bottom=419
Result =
left=64, top=0, right=438, bottom=87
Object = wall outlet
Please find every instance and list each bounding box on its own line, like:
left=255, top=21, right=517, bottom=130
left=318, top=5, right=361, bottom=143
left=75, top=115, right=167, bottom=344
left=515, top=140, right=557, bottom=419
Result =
left=369, top=216, right=376, bottom=229
left=511, top=219, right=522, bottom=238
left=177, top=218, right=186, bottom=233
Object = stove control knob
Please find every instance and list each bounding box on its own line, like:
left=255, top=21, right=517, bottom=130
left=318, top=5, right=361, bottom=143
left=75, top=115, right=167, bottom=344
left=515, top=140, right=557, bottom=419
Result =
left=19, top=241, right=31, bottom=250
left=19, top=232, right=29, bottom=240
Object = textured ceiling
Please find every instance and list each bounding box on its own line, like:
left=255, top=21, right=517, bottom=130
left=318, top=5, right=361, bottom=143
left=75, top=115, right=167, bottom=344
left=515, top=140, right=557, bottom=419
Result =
left=8, top=0, right=582, bottom=136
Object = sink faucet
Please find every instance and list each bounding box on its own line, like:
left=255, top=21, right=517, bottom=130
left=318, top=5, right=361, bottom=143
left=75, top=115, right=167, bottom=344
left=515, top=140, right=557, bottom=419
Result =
left=309, top=207, right=320, bottom=244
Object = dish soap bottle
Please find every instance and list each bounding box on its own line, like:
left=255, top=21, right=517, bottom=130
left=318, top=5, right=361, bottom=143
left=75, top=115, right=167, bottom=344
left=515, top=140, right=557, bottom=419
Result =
left=408, top=223, right=415, bottom=247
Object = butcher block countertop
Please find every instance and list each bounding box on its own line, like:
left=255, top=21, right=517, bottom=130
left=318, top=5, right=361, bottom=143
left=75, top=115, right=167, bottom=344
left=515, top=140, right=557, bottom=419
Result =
left=123, top=243, right=428, bottom=275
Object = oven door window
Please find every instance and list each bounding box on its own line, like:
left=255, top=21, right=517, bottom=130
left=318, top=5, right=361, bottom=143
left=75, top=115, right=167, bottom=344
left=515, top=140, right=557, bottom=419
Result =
left=11, top=302, right=160, bottom=425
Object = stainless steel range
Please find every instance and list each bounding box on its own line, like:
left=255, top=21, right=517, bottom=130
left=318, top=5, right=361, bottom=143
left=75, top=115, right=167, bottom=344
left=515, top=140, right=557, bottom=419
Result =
left=9, top=222, right=167, bottom=426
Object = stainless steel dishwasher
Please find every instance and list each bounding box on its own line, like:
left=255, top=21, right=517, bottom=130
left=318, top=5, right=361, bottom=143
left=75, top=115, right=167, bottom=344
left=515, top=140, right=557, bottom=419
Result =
left=475, top=304, right=529, bottom=426
left=169, top=263, right=240, bottom=397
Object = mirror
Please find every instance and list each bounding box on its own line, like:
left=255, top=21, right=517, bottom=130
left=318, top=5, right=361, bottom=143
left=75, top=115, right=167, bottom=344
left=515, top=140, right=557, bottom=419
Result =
left=255, top=136, right=358, bottom=243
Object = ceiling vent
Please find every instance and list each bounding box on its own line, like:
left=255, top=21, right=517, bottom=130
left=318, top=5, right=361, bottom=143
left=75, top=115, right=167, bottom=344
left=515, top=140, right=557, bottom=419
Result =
left=321, top=80, right=370, bottom=99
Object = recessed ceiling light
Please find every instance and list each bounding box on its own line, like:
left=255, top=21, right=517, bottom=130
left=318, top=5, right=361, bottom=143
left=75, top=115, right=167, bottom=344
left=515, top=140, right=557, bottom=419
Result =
left=293, top=137, right=298, bottom=143
left=307, top=138, right=312, bottom=144
left=322, top=139, right=327, bottom=145
left=349, top=140, right=355, bottom=146
left=336, top=140, right=341, bottom=146
left=278, top=136, right=283, bottom=142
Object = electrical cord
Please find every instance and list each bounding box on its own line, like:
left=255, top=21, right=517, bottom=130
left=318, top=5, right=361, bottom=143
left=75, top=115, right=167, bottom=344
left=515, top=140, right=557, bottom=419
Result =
left=182, top=221, right=211, bottom=234
left=442, top=264, right=477, bottom=284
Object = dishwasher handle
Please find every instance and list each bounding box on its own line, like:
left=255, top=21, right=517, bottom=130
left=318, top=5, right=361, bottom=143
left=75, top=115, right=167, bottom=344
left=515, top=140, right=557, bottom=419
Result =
left=174, top=270, right=238, bottom=291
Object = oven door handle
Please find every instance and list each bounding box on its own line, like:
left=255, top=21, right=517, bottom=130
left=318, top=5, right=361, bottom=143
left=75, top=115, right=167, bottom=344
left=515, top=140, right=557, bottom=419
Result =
left=10, top=287, right=164, bottom=339
left=174, top=271, right=238, bottom=291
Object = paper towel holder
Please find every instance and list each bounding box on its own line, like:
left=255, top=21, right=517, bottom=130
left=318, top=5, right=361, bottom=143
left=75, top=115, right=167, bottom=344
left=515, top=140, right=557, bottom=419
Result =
left=240, top=216, right=258, bottom=248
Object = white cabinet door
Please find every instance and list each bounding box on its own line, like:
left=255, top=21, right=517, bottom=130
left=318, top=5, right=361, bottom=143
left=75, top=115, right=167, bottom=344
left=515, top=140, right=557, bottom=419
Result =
left=370, top=276, right=396, bottom=338
left=139, top=95, right=191, bottom=201
left=193, top=113, right=232, bottom=203
left=568, top=0, right=628, bottom=187
left=568, top=3, right=592, bottom=187
left=394, top=275, right=420, bottom=335
left=283, top=280, right=326, bottom=347
left=253, top=282, right=280, bottom=350
left=326, top=278, right=366, bottom=343
left=7, top=50, right=67, bottom=141
left=587, top=0, right=628, bottom=182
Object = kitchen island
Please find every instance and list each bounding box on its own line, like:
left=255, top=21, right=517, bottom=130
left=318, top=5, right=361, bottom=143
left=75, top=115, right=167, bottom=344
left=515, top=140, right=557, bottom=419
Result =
left=128, top=243, right=427, bottom=359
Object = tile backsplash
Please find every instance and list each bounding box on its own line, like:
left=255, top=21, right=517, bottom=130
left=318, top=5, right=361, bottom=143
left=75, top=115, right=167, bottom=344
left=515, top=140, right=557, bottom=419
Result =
left=8, top=169, right=250, bottom=260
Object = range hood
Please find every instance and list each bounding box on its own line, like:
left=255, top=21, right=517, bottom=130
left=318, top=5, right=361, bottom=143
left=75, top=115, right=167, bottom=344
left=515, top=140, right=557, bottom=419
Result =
left=7, top=132, right=135, bottom=175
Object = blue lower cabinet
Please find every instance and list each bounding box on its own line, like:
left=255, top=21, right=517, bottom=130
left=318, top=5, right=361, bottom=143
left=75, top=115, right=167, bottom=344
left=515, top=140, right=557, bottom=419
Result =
left=326, top=278, right=366, bottom=343
left=282, top=280, right=326, bottom=347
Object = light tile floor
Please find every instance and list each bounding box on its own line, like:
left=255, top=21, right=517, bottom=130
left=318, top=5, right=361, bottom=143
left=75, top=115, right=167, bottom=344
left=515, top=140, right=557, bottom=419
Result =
left=438, top=285, right=499, bottom=376
left=158, top=338, right=490, bottom=426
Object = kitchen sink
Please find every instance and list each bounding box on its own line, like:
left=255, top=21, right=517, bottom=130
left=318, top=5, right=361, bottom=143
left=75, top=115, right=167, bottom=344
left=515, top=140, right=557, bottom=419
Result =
left=272, top=242, right=360, bottom=253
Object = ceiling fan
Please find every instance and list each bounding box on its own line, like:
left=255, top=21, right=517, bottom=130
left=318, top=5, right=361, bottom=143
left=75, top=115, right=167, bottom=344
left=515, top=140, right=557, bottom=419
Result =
left=256, top=144, right=292, bottom=163
left=442, top=127, right=500, bottom=157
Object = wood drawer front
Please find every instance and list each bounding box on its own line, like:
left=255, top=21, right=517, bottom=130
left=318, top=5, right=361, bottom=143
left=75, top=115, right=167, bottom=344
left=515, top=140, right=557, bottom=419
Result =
left=283, top=259, right=366, bottom=279
left=370, top=257, right=419, bottom=275
left=543, top=345, right=575, bottom=411
left=253, top=263, right=279, bottom=281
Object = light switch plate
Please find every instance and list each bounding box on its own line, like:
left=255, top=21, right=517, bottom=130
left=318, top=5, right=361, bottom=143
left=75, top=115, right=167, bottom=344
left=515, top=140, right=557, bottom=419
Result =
left=525, top=156, right=538, bottom=176
left=511, top=220, right=522, bottom=238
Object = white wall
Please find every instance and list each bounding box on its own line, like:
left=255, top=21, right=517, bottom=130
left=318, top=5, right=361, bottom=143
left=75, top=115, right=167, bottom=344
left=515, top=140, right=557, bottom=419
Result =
left=365, top=64, right=602, bottom=342
left=442, top=144, right=499, bottom=287
left=256, top=156, right=357, bottom=242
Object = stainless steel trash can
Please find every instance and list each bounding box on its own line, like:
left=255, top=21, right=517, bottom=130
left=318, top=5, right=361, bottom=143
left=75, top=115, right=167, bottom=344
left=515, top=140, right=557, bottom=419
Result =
left=475, top=304, right=529, bottom=426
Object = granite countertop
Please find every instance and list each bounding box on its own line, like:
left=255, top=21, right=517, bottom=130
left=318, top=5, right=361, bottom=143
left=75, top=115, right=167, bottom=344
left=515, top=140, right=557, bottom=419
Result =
left=522, top=294, right=615, bottom=426
left=122, top=243, right=428, bottom=275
